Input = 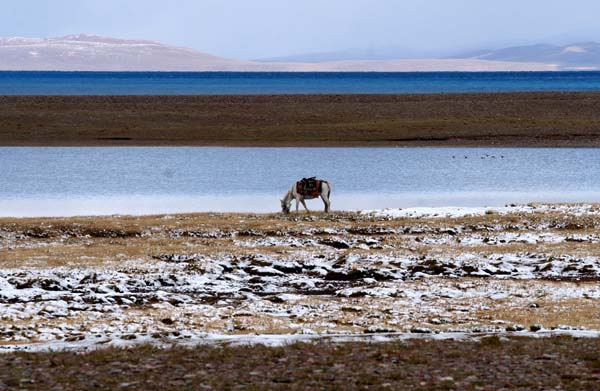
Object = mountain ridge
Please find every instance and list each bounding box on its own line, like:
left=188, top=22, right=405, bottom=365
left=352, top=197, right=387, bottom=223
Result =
left=0, top=34, right=582, bottom=71
left=456, top=42, right=600, bottom=70
left=0, top=34, right=247, bottom=71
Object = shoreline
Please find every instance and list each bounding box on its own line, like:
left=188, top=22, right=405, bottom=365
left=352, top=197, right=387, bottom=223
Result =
left=3, top=195, right=600, bottom=218
left=3, top=92, right=600, bottom=147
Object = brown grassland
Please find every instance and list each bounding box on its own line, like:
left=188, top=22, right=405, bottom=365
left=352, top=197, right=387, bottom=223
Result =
left=1, top=208, right=598, bottom=269
left=2, top=337, right=600, bottom=390
left=2, top=207, right=600, bottom=389
left=2, top=92, right=600, bottom=146
left=2, top=208, right=600, bottom=332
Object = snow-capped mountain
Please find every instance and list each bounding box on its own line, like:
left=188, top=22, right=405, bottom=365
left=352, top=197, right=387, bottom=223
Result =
left=0, top=34, right=250, bottom=71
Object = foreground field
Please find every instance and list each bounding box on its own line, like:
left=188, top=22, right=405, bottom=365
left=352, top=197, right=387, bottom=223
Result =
left=3, top=92, right=600, bottom=146
left=2, top=204, right=600, bottom=389
left=2, top=337, right=600, bottom=390
left=1, top=203, right=600, bottom=351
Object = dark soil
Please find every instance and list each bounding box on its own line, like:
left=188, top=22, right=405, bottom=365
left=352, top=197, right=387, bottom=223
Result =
left=2, top=92, right=600, bottom=146
left=1, top=336, right=600, bottom=390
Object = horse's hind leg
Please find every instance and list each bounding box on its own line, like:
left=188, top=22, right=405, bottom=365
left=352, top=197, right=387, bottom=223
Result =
left=321, top=195, right=330, bottom=212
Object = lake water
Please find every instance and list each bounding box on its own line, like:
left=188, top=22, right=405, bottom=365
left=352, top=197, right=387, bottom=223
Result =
left=1, top=147, right=599, bottom=216
left=3, top=71, right=600, bottom=95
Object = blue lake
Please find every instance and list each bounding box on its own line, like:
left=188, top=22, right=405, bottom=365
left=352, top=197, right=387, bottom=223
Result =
left=3, top=71, right=600, bottom=95
left=0, top=147, right=599, bottom=216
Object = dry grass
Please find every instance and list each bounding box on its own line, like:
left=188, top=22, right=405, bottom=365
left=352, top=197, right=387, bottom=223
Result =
left=2, top=207, right=600, bottom=338
left=2, top=207, right=600, bottom=390
left=481, top=297, right=600, bottom=330
left=2, top=208, right=600, bottom=269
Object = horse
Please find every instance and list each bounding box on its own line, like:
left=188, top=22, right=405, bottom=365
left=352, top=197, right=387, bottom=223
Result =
left=281, top=178, right=331, bottom=214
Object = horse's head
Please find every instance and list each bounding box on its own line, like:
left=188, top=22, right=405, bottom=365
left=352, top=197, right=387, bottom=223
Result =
left=280, top=199, right=291, bottom=214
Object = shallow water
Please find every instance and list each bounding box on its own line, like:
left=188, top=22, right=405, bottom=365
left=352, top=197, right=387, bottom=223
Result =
left=1, top=147, right=599, bottom=216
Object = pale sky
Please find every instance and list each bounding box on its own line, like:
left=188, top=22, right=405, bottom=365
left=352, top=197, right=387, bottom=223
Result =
left=3, top=0, right=600, bottom=59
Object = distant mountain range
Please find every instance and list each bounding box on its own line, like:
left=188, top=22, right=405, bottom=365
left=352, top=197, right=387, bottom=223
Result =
left=257, top=46, right=445, bottom=62
left=1, top=34, right=598, bottom=71
left=456, top=42, right=600, bottom=70
left=259, top=42, right=600, bottom=71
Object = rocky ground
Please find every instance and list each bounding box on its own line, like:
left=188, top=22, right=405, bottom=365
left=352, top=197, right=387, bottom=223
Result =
left=2, top=203, right=600, bottom=389
left=1, top=203, right=600, bottom=352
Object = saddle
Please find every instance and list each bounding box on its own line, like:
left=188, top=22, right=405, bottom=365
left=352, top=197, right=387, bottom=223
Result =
left=296, top=177, right=321, bottom=198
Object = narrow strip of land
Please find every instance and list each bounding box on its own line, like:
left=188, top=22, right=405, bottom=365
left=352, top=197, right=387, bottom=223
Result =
left=2, top=92, right=600, bottom=146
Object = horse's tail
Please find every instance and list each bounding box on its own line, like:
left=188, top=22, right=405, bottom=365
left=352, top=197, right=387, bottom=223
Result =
left=326, top=181, right=331, bottom=198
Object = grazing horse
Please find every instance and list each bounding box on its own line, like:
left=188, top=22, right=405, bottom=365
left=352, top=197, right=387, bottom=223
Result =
left=281, top=178, right=331, bottom=214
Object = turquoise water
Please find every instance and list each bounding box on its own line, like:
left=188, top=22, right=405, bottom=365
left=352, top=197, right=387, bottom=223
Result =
left=3, top=71, right=600, bottom=95
left=1, top=147, right=599, bottom=216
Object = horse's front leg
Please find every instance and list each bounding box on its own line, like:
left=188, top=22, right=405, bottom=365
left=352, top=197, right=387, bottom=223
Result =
left=295, top=197, right=300, bottom=213
left=300, top=198, right=310, bottom=213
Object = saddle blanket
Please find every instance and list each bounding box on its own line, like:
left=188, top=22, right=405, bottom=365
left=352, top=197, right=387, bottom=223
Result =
left=296, top=177, right=321, bottom=198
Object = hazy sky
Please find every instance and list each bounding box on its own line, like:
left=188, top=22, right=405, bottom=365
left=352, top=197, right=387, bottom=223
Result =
left=3, top=0, right=600, bottom=59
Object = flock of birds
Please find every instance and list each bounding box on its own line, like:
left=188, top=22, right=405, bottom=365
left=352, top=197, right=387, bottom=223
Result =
left=452, top=154, right=505, bottom=159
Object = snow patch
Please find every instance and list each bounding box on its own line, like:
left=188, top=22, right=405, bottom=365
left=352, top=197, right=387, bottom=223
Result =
left=362, top=204, right=600, bottom=219
left=563, top=46, right=587, bottom=53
